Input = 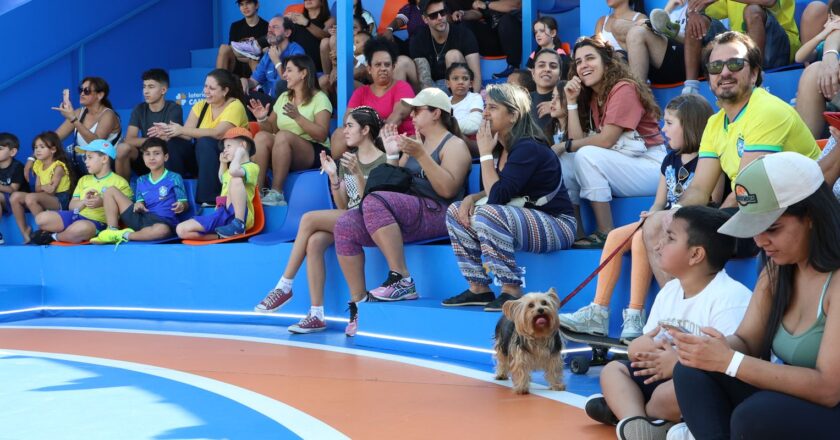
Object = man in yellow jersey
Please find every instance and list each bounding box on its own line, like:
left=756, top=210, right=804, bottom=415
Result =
left=644, top=31, right=819, bottom=285
left=682, top=0, right=800, bottom=94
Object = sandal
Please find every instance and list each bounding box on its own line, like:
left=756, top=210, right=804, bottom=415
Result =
left=573, top=231, right=608, bottom=249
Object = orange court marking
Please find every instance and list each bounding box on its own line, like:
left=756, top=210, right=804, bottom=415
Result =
left=0, top=328, right=613, bottom=439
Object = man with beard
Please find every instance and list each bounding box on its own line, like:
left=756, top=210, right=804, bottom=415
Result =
left=242, top=15, right=305, bottom=105
left=641, top=31, right=820, bottom=288
left=411, top=0, right=482, bottom=93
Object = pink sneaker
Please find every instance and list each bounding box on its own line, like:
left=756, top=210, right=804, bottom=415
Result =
left=254, top=288, right=292, bottom=313
left=369, top=271, right=418, bottom=301
left=345, top=302, right=359, bottom=337
left=231, top=39, right=262, bottom=60
left=288, top=314, right=326, bottom=334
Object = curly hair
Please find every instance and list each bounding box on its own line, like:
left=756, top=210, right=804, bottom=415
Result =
left=569, top=37, right=660, bottom=134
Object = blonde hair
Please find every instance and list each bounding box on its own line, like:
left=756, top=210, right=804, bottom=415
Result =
left=485, top=83, right=549, bottom=148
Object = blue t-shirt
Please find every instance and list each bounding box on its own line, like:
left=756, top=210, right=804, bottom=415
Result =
left=660, top=150, right=699, bottom=208
left=134, top=169, right=188, bottom=226
left=251, top=42, right=306, bottom=97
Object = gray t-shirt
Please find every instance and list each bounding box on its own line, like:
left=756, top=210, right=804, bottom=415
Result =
left=338, top=152, right=387, bottom=209
left=128, top=100, right=184, bottom=135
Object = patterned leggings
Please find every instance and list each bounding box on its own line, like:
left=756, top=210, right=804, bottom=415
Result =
left=446, top=202, right=577, bottom=286
left=334, top=191, right=448, bottom=256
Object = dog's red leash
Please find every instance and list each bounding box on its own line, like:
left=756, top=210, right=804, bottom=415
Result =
left=559, top=220, right=647, bottom=308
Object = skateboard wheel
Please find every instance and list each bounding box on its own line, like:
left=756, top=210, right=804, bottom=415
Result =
left=570, top=356, right=590, bottom=375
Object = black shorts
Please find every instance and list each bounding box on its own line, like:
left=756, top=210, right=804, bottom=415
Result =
left=309, top=141, right=329, bottom=169
left=120, top=205, right=174, bottom=231
left=619, top=360, right=668, bottom=403
left=649, top=39, right=686, bottom=85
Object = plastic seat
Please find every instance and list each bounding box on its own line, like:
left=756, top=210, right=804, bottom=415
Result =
left=376, top=0, right=402, bottom=34
left=182, top=191, right=265, bottom=245
left=249, top=170, right=333, bottom=245
left=818, top=138, right=828, bottom=150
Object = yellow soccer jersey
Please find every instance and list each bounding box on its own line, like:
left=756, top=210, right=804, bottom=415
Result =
left=221, top=161, right=259, bottom=229
left=72, top=172, right=133, bottom=223
left=706, top=0, right=800, bottom=62
left=699, top=88, right=819, bottom=187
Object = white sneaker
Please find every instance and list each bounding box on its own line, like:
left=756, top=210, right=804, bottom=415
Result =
left=261, top=189, right=287, bottom=206
left=666, top=423, right=695, bottom=440
left=559, top=303, right=609, bottom=336
left=231, top=39, right=262, bottom=60
left=620, top=308, right=645, bottom=344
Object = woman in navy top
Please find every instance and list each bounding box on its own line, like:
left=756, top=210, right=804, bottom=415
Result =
left=441, top=83, right=576, bottom=311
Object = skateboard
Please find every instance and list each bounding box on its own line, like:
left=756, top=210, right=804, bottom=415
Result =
left=560, top=328, right=628, bottom=374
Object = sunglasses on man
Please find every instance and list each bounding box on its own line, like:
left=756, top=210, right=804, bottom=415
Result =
left=706, top=57, right=747, bottom=75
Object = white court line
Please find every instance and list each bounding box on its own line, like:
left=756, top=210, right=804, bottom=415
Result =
left=0, top=324, right=589, bottom=409
left=0, top=348, right=348, bottom=439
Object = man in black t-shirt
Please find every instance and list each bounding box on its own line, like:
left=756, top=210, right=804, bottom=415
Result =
left=217, top=0, right=269, bottom=78
left=410, top=0, right=482, bottom=92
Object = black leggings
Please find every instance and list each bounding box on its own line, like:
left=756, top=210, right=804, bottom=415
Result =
left=463, top=14, right=522, bottom=67
left=195, top=136, right=222, bottom=205
left=673, top=363, right=840, bottom=439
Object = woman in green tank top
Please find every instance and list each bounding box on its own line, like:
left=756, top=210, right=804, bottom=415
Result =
left=667, top=152, right=840, bottom=439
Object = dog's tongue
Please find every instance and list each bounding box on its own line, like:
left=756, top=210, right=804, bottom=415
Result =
left=535, top=316, right=548, bottom=327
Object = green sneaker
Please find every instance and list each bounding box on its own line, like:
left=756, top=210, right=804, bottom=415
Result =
left=559, top=302, right=609, bottom=336
left=91, top=228, right=134, bottom=245
left=650, top=9, right=679, bottom=41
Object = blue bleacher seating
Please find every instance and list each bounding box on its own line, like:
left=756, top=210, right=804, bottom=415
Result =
left=249, top=170, right=333, bottom=245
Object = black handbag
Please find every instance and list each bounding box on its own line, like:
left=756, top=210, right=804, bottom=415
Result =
left=363, top=163, right=413, bottom=197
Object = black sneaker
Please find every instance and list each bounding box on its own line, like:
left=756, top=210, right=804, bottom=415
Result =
left=492, top=65, right=516, bottom=79
left=483, top=293, right=519, bottom=312
left=616, top=416, right=674, bottom=440
left=0, top=231, right=4, bottom=244
left=441, top=289, right=495, bottom=307
left=30, top=230, right=55, bottom=245
left=585, top=394, right=618, bottom=426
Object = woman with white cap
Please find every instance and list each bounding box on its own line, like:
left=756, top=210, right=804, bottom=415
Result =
left=669, top=152, right=840, bottom=439
left=333, top=87, right=471, bottom=334
left=440, top=83, right=576, bottom=312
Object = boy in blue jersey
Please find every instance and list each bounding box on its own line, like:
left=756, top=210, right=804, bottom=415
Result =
left=91, top=138, right=188, bottom=244
left=176, top=127, right=259, bottom=240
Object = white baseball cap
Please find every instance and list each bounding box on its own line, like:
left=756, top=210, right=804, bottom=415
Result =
left=401, top=87, right=452, bottom=113
left=718, top=152, right=824, bottom=238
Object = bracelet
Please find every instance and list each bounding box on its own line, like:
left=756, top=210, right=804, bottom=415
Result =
left=479, top=154, right=494, bottom=162
left=257, top=115, right=268, bottom=123
left=330, top=180, right=341, bottom=189
left=274, top=61, right=282, bottom=70
left=725, top=351, right=745, bottom=377
left=566, top=104, right=578, bottom=110
left=386, top=26, right=394, bottom=32
left=565, top=138, right=574, bottom=153
left=386, top=154, right=400, bottom=160
left=826, top=49, right=840, bottom=59
left=304, top=19, right=310, bottom=27
left=27, top=156, right=35, bottom=162
left=69, top=117, right=77, bottom=124
left=672, top=203, right=683, bottom=210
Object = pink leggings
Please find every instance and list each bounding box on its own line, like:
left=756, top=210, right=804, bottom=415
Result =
left=334, top=191, right=448, bottom=256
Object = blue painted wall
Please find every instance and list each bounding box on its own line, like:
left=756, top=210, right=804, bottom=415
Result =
left=0, top=0, right=212, bottom=160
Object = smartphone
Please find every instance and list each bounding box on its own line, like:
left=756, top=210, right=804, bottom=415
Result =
left=660, top=322, right=691, bottom=333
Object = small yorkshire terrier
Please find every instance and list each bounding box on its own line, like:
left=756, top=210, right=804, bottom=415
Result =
left=493, top=288, right=565, bottom=394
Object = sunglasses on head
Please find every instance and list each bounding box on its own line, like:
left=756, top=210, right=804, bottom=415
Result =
left=78, top=86, right=94, bottom=95
left=425, top=8, right=448, bottom=20
left=706, top=57, right=747, bottom=75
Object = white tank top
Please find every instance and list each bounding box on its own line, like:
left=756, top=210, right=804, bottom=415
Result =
left=74, top=107, right=120, bottom=147
left=601, top=13, right=641, bottom=52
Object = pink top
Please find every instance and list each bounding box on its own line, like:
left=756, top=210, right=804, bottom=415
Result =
left=347, top=80, right=415, bottom=135
left=591, top=81, right=664, bottom=147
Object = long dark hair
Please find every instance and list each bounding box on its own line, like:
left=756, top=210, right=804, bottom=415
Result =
left=665, top=94, right=714, bottom=154
left=81, top=76, right=113, bottom=109
left=304, top=0, right=330, bottom=24
left=206, top=68, right=248, bottom=108
left=33, top=130, right=76, bottom=189
left=348, top=106, right=385, bottom=152
left=544, top=81, right=567, bottom=142
left=533, top=16, right=562, bottom=49
left=571, top=37, right=660, bottom=133
left=759, top=184, right=840, bottom=359
left=283, top=54, right=321, bottom=106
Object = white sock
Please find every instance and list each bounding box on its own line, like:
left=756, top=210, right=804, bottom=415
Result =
left=625, top=308, right=641, bottom=316
left=310, top=306, right=324, bottom=320
left=51, top=233, right=59, bottom=241
left=593, top=303, right=608, bottom=312
left=275, top=276, right=293, bottom=292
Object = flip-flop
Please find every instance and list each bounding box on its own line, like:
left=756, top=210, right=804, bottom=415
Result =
left=573, top=231, right=608, bottom=249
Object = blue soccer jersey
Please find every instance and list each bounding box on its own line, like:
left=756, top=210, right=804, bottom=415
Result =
left=134, top=169, right=188, bottom=224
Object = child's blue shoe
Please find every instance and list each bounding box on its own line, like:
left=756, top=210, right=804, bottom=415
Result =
left=215, top=218, right=246, bottom=238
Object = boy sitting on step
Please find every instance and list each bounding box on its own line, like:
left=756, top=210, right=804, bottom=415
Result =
left=91, top=138, right=188, bottom=244
left=176, top=127, right=258, bottom=240
left=584, top=206, right=752, bottom=439
left=30, top=140, right=132, bottom=245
